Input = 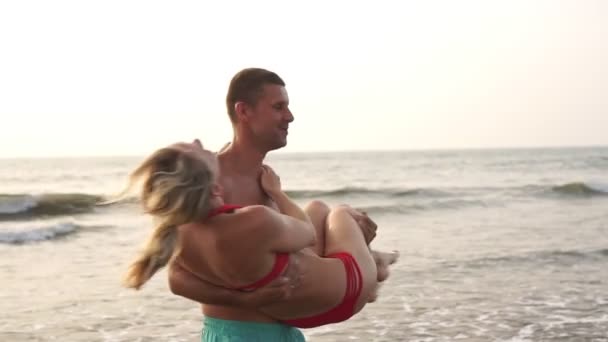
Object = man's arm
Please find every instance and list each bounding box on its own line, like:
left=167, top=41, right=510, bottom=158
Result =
left=168, top=261, right=296, bottom=308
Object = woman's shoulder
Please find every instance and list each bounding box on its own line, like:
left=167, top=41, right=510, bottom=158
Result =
left=214, top=205, right=279, bottom=250
left=231, top=205, right=277, bottom=229
left=235, top=204, right=272, bottom=216
left=179, top=205, right=278, bottom=239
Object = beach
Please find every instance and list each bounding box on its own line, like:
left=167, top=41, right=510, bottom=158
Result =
left=2, top=147, right=608, bottom=341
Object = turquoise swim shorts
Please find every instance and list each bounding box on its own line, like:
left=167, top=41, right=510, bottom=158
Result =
left=202, top=316, right=306, bottom=342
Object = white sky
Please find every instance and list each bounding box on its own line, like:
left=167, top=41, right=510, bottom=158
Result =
left=0, top=0, right=607, bottom=158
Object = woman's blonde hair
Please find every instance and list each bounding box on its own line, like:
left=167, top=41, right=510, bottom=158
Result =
left=119, top=146, right=215, bottom=290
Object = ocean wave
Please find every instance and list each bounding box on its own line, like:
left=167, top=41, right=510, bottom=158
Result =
left=285, top=187, right=444, bottom=199
left=1, top=181, right=604, bottom=221
left=0, top=222, right=80, bottom=244
left=446, top=248, right=608, bottom=269
left=0, top=193, right=105, bottom=220
left=551, top=182, right=608, bottom=197
left=286, top=182, right=608, bottom=200
left=355, top=199, right=488, bottom=214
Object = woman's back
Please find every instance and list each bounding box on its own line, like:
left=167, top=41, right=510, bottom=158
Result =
left=177, top=206, right=280, bottom=289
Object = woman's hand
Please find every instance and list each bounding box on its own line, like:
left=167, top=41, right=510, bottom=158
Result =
left=260, top=165, right=282, bottom=198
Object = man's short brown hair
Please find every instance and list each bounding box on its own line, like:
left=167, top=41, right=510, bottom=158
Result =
left=226, top=68, right=285, bottom=123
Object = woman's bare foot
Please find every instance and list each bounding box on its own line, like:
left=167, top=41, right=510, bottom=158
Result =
left=376, top=250, right=399, bottom=265
left=367, top=283, right=380, bottom=303
left=372, top=250, right=399, bottom=282
left=367, top=250, right=399, bottom=302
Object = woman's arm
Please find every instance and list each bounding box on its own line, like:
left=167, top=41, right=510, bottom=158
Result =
left=168, top=261, right=295, bottom=307
left=260, top=165, right=311, bottom=224
left=256, top=165, right=316, bottom=252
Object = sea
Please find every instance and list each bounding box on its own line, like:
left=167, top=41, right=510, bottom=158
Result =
left=1, top=147, right=607, bottom=342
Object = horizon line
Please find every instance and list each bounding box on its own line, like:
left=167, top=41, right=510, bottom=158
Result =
left=1, top=144, right=606, bottom=160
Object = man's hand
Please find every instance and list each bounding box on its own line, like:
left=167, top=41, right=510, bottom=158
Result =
left=241, top=251, right=305, bottom=308
left=238, top=276, right=294, bottom=309
left=168, top=256, right=304, bottom=309
left=344, top=206, right=377, bottom=244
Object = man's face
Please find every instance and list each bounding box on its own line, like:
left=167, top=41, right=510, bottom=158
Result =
left=247, top=84, right=294, bottom=151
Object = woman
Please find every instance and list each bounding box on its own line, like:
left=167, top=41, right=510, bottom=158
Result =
left=121, top=140, right=397, bottom=329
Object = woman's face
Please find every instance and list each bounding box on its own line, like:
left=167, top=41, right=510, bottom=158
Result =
left=171, top=139, right=220, bottom=179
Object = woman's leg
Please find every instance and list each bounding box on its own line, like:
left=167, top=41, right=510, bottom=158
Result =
left=303, top=200, right=331, bottom=256
left=304, top=200, right=399, bottom=303
left=322, top=205, right=378, bottom=311
left=304, top=200, right=381, bottom=254
left=304, top=200, right=397, bottom=278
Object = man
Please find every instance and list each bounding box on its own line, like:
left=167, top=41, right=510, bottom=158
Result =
left=168, top=68, right=389, bottom=341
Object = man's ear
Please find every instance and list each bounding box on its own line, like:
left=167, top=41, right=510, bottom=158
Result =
left=234, top=101, right=250, bottom=123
